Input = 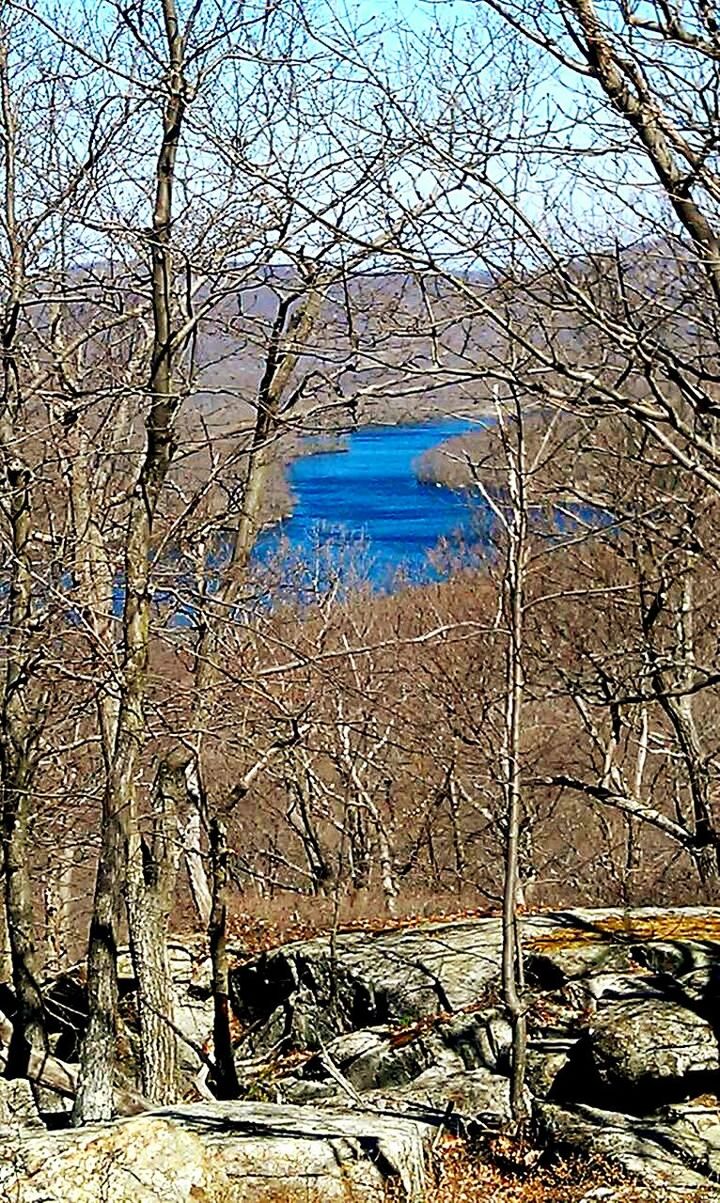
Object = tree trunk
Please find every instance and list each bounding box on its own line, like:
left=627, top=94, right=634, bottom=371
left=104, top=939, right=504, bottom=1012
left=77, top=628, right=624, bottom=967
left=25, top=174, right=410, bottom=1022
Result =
left=126, top=892, right=177, bottom=1104
left=75, top=0, right=188, bottom=1121
left=0, top=49, right=47, bottom=1079
left=183, top=804, right=213, bottom=926
left=1, top=467, right=47, bottom=1077
left=208, top=817, right=239, bottom=1099
left=183, top=284, right=322, bottom=1087
left=0, top=876, right=12, bottom=987
left=499, top=398, right=529, bottom=1129
left=447, top=769, right=466, bottom=891
left=72, top=804, right=125, bottom=1123
left=3, top=773, right=46, bottom=1078
left=125, top=754, right=183, bottom=1104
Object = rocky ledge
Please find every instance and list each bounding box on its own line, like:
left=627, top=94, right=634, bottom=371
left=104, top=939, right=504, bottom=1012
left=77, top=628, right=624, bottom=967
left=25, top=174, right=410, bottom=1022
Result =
left=4, top=907, right=720, bottom=1200
left=0, top=1099, right=429, bottom=1202
left=228, top=907, right=720, bottom=1193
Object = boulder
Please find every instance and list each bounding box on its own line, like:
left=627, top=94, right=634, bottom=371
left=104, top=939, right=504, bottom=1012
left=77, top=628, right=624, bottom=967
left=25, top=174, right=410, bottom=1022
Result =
left=297, top=1011, right=512, bottom=1099
left=283, top=1077, right=342, bottom=1105
left=317, top=1027, right=390, bottom=1073
left=0, top=1100, right=431, bottom=1202
left=230, top=917, right=509, bottom=1054
left=304, top=1027, right=439, bottom=1094
left=230, top=907, right=720, bottom=1057
left=437, top=1009, right=512, bottom=1073
left=525, top=907, right=720, bottom=988
left=538, top=1099, right=720, bottom=1193
left=0, top=1078, right=42, bottom=1130
left=671, top=965, right=720, bottom=1010
left=525, top=1046, right=572, bottom=1099
left=631, top=940, right=719, bottom=980
left=526, top=942, right=637, bottom=987
left=8, top=905, right=720, bottom=1199
left=587, top=998, right=720, bottom=1093
left=371, top=1063, right=526, bottom=1128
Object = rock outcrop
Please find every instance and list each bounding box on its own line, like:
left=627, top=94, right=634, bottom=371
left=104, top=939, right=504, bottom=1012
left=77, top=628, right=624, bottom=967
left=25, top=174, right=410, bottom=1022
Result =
left=587, top=997, right=719, bottom=1093
left=0, top=1100, right=430, bottom=1202
left=230, top=916, right=507, bottom=1054
left=228, top=907, right=720, bottom=1192
left=4, top=906, right=720, bottom=1199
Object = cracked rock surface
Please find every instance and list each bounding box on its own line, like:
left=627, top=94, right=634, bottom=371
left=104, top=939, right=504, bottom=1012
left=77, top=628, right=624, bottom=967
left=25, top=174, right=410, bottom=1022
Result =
left=6, top=907, right=720, bottom=1199
left=0, top=1101, right=431, bottom=1202
left=229, top=907, right=720, bottom=1192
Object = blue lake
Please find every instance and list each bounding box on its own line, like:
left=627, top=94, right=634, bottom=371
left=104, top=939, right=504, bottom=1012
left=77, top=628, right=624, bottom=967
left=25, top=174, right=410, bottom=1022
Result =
left=253, top=418, right=490, bottom=591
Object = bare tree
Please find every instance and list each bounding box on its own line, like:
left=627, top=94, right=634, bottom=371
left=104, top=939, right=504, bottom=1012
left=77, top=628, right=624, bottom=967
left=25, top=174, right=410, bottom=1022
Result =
left=1, top=0, right=495, bottom=1123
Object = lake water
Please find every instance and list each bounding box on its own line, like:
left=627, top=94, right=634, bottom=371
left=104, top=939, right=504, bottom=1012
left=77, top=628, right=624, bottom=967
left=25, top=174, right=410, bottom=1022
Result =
left=253, top=418, right=489, bottom=592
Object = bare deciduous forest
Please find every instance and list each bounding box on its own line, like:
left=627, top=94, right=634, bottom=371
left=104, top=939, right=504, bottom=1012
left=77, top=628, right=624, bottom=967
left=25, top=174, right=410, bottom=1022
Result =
left=3, top=0, right=720, bottom=1193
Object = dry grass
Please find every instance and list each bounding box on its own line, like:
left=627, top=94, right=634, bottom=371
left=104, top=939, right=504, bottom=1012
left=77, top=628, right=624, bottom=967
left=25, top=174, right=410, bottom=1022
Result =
left=422, top=1138, right=718, bottom=1203
left=527, top=911, right=720, bottom=954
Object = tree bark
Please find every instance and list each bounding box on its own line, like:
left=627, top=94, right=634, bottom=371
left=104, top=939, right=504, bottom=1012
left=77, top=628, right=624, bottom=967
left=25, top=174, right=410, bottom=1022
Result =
left=72, top=804, right=125, bottom=1123
left=499, top=398, right=529, bottom=1128
left=0, top=47, right=47, bottom=1076
left=125, top=754, right=184, bottom=1104
left=75, top=0, right=188, bottom=1122
left=183, top=804, right=213, bottom=926
left=208, top=817, right=239, bottom=1099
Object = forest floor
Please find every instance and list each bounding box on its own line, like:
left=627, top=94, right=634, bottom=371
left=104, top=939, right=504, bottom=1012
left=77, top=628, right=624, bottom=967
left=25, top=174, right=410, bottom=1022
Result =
left=427, top=1140, right=714, bottom=1202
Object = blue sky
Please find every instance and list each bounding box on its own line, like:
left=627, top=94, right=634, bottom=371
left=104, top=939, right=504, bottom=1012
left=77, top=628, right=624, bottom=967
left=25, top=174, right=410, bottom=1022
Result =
left=29, top=0, right=665, bottom=262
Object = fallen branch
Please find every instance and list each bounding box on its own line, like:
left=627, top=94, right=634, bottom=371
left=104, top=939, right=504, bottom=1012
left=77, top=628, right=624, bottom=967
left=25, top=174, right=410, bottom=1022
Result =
left=0, top=1014, right=148, bottom=1116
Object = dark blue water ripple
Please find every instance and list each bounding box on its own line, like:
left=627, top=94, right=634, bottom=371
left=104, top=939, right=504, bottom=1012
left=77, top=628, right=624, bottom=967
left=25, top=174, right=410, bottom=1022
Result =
left=253, top=418, right=489, bottom=592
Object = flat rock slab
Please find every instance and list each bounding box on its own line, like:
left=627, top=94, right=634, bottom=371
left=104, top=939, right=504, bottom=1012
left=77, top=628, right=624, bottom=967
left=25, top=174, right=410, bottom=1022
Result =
left=538, top=1099, right=720, bottom=1193
left=525, top=908, right=720, bottom=987
left=0, top=1101, right=431, bottom=1202
left=230, top=907, right=720, bottom=1055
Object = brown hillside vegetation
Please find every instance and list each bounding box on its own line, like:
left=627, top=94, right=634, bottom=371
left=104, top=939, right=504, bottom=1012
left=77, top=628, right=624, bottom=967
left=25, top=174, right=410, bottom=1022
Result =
left=425, top=1142, right=716, bottom=1203
left=29, top=502, right=720, bottom=959
left=6, top=0, right=720, bottom=1181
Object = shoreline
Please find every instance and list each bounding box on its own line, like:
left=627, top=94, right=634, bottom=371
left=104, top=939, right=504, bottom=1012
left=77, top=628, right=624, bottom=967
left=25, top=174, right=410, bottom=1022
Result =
left=251, top=412, right=490, bottom=590
left=267, top=408, right=490, bottom=533
left=413, top=429, right=488, bottom=491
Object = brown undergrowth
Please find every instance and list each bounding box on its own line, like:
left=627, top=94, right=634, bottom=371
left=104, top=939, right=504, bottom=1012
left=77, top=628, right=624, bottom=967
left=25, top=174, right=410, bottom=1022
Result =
left=422, top=1138, right=717, bottom=1203
left=223, top=899, right=720, bottom=963
left=201, top=1144, right=718, bottom=1203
